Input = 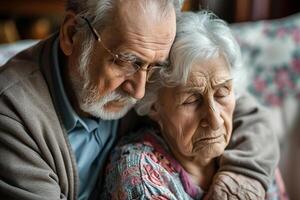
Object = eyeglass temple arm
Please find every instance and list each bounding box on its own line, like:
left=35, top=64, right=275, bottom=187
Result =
left=81, top=16, right=101, bottom=42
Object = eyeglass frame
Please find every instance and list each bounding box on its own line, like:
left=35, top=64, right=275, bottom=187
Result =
left=80, top=16, right=167, bottom=80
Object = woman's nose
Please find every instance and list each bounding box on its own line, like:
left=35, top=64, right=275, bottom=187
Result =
left=201, top=102, right=224, bottom=130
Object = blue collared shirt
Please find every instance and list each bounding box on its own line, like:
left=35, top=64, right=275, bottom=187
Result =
left=51, top=38, right=119, bottom=200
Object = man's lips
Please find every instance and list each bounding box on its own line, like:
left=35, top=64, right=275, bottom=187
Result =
left=104, top=98, right=127, bottom=110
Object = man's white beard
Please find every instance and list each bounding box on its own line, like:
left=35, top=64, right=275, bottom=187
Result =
left=69, top=40, right=138, bottom=120
left=80, top=86, right=137, bottom=120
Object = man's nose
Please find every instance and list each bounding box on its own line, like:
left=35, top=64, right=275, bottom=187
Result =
left=122, top=70, right=147, bottom=100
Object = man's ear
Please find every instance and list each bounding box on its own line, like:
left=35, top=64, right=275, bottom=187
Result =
left=59, top=10, right=77, bottom=56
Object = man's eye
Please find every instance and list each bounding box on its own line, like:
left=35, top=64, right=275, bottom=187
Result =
left=133, top=60, right=143, bottom=69
left=114, top=58, right=133, bottom=68
left=215, top=87, right=230, bottom=98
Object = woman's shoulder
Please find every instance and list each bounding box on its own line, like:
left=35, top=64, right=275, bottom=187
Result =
left=101, top=129, right=193, bottom=199
left=107, top=129, right=176, bottom=174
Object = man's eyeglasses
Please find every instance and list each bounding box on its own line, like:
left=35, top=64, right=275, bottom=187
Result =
left=81, top=16, right=165, bottom=80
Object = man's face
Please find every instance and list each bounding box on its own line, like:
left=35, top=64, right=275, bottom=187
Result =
left=153, top=56, right=236, bottom=165
left=66, top=1, right=176, bottom=119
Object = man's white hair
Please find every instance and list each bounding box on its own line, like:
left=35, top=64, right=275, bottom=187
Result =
left=135, top=11, right=246, bottom=116
left=65, top=0, right=183, bottom=119
left=66, top=0, right=184, bottom=87
left=66, top=0, right=184, bottom=31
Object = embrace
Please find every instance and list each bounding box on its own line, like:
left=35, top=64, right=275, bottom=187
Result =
left=0, top=0, right=281, bottom=200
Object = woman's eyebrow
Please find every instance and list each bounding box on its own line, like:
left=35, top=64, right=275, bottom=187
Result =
left=212, top=78, right=233, bottom=88
left=177, top=86, right=205, bottom=96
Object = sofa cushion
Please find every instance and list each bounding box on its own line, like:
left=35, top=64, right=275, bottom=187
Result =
left=231, top=13, right=300, bottom=107
left=231, top=13, right=300, bottom=142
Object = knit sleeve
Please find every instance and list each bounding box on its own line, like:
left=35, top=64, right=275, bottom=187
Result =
left=218, top=92, right=280, bottom=189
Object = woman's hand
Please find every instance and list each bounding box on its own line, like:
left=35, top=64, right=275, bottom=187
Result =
left=203, top=171, right=265, bottom=200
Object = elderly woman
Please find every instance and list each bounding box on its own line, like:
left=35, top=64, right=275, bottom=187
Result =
left=101, top=11, right=283, bottom=199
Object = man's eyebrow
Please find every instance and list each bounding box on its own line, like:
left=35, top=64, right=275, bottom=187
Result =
left=119, top=51, right=170, bottom=67
left=155, top=60, right=169, bottom=66
left=119, top=52, right=140, bottom=62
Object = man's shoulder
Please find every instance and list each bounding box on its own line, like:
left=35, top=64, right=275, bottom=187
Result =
left=0, top=36, right=58, bottom=123
left=0, top=40, right=46, bottom=95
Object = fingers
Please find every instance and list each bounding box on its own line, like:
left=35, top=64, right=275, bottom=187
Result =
left=203, top=171, right=265, bottom=200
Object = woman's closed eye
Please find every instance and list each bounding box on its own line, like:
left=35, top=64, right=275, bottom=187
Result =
left=182, top=94, right=203, bottom=105
left=214, top=87, right=230, bottom=98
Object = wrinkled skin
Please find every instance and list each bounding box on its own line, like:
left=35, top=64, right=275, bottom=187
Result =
left=151, top=56, right=266, bottom=198
left=152, top=56, right=236, bottom=189
left=204, top=171, right=265, bottom=200
left=60, top=0, right=176, bottom=119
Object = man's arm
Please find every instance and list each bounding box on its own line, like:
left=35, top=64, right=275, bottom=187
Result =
left=219, top=92, right=280, bottom=188
left=204, top=171, right=266, bottom=200
left=0, top=115, right=67, bottom=200
left=205, top=92, right=280, bottom=199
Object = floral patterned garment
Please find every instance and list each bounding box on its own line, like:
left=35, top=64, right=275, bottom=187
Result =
left=100, top=129, right=284, bottom=200
left=100, top=129, right=203, bottom=200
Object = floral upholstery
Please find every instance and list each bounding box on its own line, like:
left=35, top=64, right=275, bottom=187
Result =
left=231, top=13, right=300, bottom=107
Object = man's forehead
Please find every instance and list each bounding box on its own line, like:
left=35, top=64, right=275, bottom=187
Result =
left=115, top=0, right=176, bottom=30
left=117, top=0, right=174, bottom=16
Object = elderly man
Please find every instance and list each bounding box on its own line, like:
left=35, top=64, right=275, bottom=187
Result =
left=0, top=0, right=278, bottom=200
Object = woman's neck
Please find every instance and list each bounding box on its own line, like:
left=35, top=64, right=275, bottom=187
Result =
left=175, top=153, right=217, bottom=191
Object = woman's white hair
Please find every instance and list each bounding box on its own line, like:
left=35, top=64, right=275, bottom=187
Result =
left=135, top=11, right=246, bottom=116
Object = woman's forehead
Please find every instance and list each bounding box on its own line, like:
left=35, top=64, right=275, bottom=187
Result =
left=186, top=57, right=231, bottom=84
left=186, top=72, right=232, bottom=87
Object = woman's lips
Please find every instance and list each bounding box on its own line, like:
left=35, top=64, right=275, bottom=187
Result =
left=196, top=135, right=223, bottom=142
left=193, top=134, right=224, bottom=147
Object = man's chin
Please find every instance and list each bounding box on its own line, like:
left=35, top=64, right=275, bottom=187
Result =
left=81, top=103, right=134, bottom=120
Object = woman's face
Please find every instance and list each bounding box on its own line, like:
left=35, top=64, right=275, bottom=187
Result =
left=152, top=56, right=236, bottom=163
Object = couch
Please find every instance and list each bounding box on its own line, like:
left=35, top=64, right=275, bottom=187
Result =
left=0, top=13, right=299, bottom=199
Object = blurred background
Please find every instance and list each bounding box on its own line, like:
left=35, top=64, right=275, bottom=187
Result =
left=0, top=0, right=299, bottom=199
left=0, top=0, right=64, bottom=43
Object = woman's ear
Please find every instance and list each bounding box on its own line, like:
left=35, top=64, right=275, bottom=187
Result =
left=148, top=102, right=160, bottom=122
left=59, top=10, right=77, bottom=56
